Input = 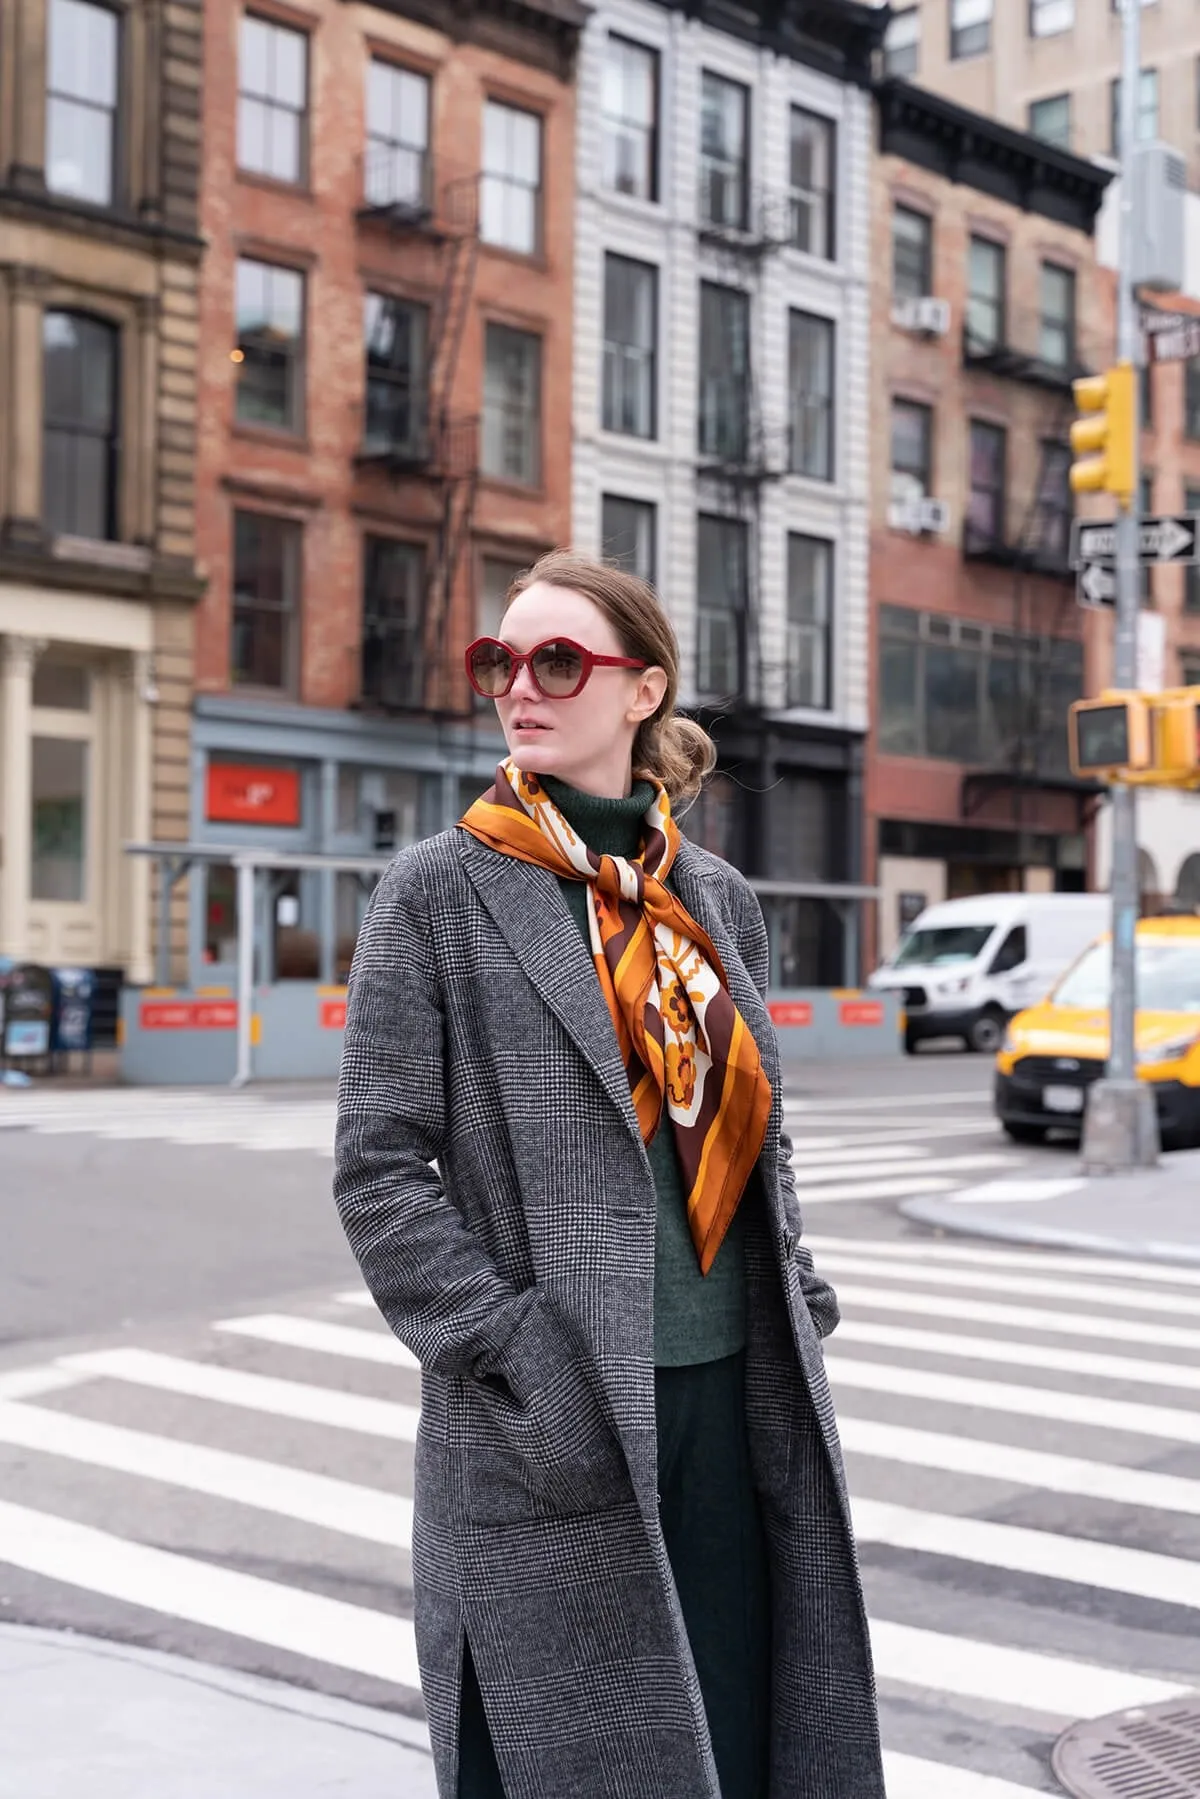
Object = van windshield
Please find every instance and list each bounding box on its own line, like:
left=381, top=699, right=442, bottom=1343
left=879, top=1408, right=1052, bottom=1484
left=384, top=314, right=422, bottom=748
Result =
left=891, top=925, right=995, bottom=969
left=1054, top=938, right=1200, bottom=1012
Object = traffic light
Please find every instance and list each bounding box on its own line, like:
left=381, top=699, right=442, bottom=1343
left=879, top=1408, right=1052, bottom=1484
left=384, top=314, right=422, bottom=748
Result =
left=1069, top=363, right=1136, bottom=503
left=1069, top=691, right=1152, bottom=779
left=1151, top=688, right=1200, bottom=783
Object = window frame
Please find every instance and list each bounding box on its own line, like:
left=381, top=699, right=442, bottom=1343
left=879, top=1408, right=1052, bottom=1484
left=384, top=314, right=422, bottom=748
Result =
left=1110, top=68, right=1159, bottom=156
left=950, top=0, right=992, bottom=60
left=1185, top=357, right=1200, bottom=443
left=966, top=235, right=1006, bottom=353
left=695, top=513, right=747, bottom=699
left=601, top=33, right=659, bottom=204
left=360, top=534, right=426, bottom=709
left=41, top=308, right=121, bottom=543
left=892, top=205, right=932, bottom=303
left=234, top=255, right=306, bottom=435
left=890, top=398, right=933, bottom=507
left=44, top=0, right=122, bottom=208
left=698, top=281, right=750, bottom=464
left=1028, top=92, right=1071, bottom=149
left=966, top=418, right=1008, bottom=552
left=699, top=70, right=750, bottom=232
left=482, top=321, right=542, bottom=487
left=1038, top=261, right=1076, bottom=373
left=788, top=107, right=836, bottom=262
left=480, top=98, right=543, bottom=257
left=363, top=292, right=429, bottom=458
left=785, top=533, right=833, bottom=712
left=230, top=509, right=302, bottom=694
left=884, top=7, right=919, bottom=76
left=237, top=13, right=309, bottom=187
left=602, top=253, right=658, bottom=441
left=788, top=308, right=835, bottom=483
left=601, top=494, right=656, bottom=584
left=1029, top=0, right=1074, bottom=37
left=364, top=58, right=431, bottom=211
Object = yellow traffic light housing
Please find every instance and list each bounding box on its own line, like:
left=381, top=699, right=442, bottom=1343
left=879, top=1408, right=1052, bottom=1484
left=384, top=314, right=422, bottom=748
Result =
left=1151, top=688, right=1200, bottom=784
left=1069, top=363, right=1136, bottom=503
left=1069, top=691, right=1152, bottom=779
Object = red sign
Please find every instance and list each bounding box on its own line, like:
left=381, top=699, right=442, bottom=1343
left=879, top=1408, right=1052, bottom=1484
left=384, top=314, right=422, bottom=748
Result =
left=206, top=762, right=301, bottom=827
left=769, top=1001, right=813, bottom=1028
left=140, top=1001, right=238, bottom=1031
left=320, top=998, right=347, bottom=1030
left=839, top=999, right=885, bottom=1028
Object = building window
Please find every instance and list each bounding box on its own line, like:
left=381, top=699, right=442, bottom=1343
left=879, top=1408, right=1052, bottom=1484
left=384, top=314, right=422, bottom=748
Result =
left=699, top=72, right=749, bottom=231
left=1140, top=360, right=1153, bottom=431
left=238, top=15, right=307, bottom=185
left=1028, top=93, right=1071, bottom=149
left=231, top=512, right=300, bottom=691
left=1185, top=356, right=1200, bottom=440
left=893, top=206, right=932, bottom=302
left=788, top=311, right=834, bottom=482
left=1036, top=442, right=1073, bottom=567
left=481, top=101, right=541, bottom=256
left=1110, top=70, right=1159, bottom=157
left=602, top=35, right=658, bottom=201
left=235, top=258, right=304, bottom=432
left=1029, top=0, right=1074, bottom=35
left=42, top=311, right=119, bottom=541
left=31, top=737, right=88, bottom=903
left=361, top=536, right=425, bottom=708
left=363, top=294, right=427, bottom=456
left=45, top=0, right=119, bottom=206
left=966, top=237, right=1006, bottom=353
left=1039, top=263, right=1075, bottom=371
left=483, top=323, right=541, bottom=486
left=601, top=495, right=656, bottom=583
left=891, top=399, right=932, bottom=507
left=364, top=60, right=430, bottom=209
left=786, top=535, right=832, bottom=711
left=789, top=108, right=836, bottom=260
left=698, top=283, right=749, bottom=463
left=966, top=420, right=1007, bottom=551
left=1186, top=487, right=1200, bottom=614
left=884, top=7, right=919, bottom=75
left=950, top=0, right=992, bottom=59
left=603, top=255, right=656, bottom=439
left=696, top=515, right=745, bottom=698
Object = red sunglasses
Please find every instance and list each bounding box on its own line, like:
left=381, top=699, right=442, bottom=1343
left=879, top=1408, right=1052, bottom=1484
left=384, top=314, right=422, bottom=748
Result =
left=465, top=636, right=648, bottom=700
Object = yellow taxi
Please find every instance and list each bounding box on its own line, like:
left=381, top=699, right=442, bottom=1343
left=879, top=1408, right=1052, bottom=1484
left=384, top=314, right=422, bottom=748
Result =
left=995, top=915, right=1200, bottom=1146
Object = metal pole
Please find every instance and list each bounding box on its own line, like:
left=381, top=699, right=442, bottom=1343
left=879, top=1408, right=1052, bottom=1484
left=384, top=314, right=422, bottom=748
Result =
left=232, top=858, right=255, bottom=1089
left=1082, top=0, right=1159, bottom=1172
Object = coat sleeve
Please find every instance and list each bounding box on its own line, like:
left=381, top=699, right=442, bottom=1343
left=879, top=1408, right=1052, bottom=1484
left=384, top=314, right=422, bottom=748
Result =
left=726, top=867, right=842, bottom=1341
left=333, top=851, right=545, bottom=1379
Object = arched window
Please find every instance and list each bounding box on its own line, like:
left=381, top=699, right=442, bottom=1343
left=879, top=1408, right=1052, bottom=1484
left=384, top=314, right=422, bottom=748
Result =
left=42, top=311, right=119, bottom=541
left=1176, top=854, right=1200, bottom=908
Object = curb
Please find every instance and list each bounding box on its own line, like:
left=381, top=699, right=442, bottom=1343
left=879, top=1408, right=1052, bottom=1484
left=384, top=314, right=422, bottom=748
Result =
left=0, top=1623, right=432, bottom=1754
left=900, top=1194, right=1200, bottom=1267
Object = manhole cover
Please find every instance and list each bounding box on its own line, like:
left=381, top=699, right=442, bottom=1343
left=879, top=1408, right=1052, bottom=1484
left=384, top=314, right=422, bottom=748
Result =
left=1053, top=1699, right=1200, bottom=1798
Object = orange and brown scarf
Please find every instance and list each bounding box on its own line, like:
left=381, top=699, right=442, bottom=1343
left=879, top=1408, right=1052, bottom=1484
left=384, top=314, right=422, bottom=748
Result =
left=460, top=760, right=772, bottom=1273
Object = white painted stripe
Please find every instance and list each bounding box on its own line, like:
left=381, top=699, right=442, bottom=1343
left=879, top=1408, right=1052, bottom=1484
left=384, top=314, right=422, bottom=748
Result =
left=0, top=1402, right=412, bottom=1546
left=855, top=1496, right=1200, bottom=1612
left=790, top=1121, right=1004, bottom=1146
left=215, top=1314, right=420, bottom=1371
left=806, top=1232, right=1200, bottom=1291
left=882, top=1752, right=1048, bottom=1798
left=839, top=1413, right=1200, bottom=1518
left=793, top=1155, right=1017, bottom=1188
left=58, top=1350, right=420, bottom=1441
left=794, top=1176, right=959, bottom=1204
left=0, top=1367, right=89, bottom=1402
left=786, top=1092, right=990, bottom=1112
left=813, top=1249, right=1200, bottom=1317
left=336, top=1290, right=374, bottom=1309
left=0, top=1501, right=421, bottom=1688
left=839, top=1318, right=1200, bottom=1394
left=827, top=1355, right=1200, bottom=1446
left=791, top=1144, right=925, bottom=1167
left=870, top=1618, right=1186, bottom=1717
left=835, top=1281, right=1200, bottom=1355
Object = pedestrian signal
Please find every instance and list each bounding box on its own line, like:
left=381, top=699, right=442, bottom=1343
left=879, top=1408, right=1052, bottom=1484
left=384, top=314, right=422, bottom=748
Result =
left=1069, top=364, right=1135, bottom=503
left=1068, top=692, right=1152, bottom=779
left=1150, top=689, right=1200, bottom=783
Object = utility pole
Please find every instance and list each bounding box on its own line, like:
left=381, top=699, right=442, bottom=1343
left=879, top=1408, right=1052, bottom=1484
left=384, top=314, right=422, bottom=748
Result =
left=1081, top=0, right=1160, bottom=1172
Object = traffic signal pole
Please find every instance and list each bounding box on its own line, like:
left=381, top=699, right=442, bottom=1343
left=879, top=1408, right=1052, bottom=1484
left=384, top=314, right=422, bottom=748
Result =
left=1081, top=0, right=1160, bottom=1173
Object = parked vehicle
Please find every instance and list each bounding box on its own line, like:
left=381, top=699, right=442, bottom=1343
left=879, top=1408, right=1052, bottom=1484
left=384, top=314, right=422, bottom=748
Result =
left=869, top=893, right=1111, bottom=1056
left=995, top=914, right=1200, bottom=1147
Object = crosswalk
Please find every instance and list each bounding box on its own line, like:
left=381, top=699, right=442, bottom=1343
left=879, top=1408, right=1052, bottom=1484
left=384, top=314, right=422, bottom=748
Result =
left=0, top=1084, right=1024, bottom=1205
left=2, top=1235, right=1198, bottom=1794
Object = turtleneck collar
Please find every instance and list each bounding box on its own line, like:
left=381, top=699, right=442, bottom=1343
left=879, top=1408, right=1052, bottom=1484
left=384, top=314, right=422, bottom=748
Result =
left=541, top=775, right=655, bottom=860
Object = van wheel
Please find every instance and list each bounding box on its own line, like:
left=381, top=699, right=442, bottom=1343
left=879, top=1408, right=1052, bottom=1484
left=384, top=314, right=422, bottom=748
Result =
left=1002, top=1121, right=1048, bottom=1145
left=968, top=1010, right=1006, bottom=1055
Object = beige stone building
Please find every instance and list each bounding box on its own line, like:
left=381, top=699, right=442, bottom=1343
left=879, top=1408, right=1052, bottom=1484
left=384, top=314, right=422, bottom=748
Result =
left=0, top=0, right=203, bottom=993
left=883, top=0, right=1200, bottom=180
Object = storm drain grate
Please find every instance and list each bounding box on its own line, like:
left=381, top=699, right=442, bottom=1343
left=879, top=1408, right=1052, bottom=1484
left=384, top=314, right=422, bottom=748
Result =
left=1053, top=1700, right=1200, bottom=1799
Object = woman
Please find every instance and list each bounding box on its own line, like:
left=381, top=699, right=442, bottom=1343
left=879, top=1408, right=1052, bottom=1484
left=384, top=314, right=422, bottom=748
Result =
left=334, top=551, right=884, bottom=1799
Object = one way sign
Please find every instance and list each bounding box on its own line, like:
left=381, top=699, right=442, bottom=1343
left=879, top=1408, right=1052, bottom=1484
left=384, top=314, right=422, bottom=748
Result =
left=1070, top=514, right=1200, bottom=568
left=1077, top=562, right=1116, bottom=609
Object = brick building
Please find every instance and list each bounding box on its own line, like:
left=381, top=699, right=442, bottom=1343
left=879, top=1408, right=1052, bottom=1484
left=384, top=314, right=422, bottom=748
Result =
left=190, top=0, right=582, bottom=986
left=0, top=0, right=203, bottom=996
left=867, top=81, right=1113, bottom=968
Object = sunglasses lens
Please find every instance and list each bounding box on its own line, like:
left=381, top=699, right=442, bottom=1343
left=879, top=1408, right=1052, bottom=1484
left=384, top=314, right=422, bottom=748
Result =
left=531, top=643, right=585, bottom=696
left=469, top=643, right=513, bottom=695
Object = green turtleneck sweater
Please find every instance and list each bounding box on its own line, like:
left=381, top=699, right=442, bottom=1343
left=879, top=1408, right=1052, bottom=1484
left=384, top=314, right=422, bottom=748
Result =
left=542, top=776, right=747, bottom=1367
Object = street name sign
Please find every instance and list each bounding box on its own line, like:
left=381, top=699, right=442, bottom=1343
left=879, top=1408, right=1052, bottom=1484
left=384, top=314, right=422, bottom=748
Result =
left=1141, top=310, right=1200, bottom=363
left=1077, top=562, right=1116, bottom=609
left=1069, top=514, right=1199, bottom=569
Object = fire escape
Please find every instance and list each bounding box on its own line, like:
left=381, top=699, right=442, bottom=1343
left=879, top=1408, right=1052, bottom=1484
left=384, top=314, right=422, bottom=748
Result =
left=356, top=156, right=480, bottom=717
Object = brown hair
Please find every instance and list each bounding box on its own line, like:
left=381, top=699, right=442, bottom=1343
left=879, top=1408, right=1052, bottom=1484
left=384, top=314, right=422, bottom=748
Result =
left=505, top=549, right=717, bottom=807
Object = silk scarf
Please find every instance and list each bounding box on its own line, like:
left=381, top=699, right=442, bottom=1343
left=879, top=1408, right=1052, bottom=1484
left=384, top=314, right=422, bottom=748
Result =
left=460, top=760, right=773, bottom=1273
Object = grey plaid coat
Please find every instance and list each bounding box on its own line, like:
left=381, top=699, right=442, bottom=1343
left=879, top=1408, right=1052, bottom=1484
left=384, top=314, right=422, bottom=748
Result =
left=334, top=826, right=885, bottom=1799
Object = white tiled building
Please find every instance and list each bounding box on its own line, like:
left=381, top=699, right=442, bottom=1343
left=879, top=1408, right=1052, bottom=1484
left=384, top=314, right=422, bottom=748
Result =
left=570, top=0, right=885, bottom=980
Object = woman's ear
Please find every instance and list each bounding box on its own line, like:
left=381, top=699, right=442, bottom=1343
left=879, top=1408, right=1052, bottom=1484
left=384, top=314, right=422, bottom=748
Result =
left=628, top=666, right=668, bottom=725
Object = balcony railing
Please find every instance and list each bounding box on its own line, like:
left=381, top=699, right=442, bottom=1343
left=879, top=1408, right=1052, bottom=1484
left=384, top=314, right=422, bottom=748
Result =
left=962, top=307, right=1094, bottom=392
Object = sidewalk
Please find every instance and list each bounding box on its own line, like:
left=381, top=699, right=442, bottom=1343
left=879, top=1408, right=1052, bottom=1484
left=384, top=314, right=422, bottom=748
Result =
left=0, top=1624, right=438, bottom=1799
left=901, top=1147, right=1200, bottom=1265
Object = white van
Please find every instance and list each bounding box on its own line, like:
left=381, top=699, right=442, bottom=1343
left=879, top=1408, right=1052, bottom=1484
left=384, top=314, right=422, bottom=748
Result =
left=868, top=892, right=1111, bottom=1055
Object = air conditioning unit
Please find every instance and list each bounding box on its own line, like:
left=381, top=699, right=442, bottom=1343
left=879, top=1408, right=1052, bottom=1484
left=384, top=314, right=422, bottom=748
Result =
left=891, top=295, right=951, bottom=336
left=888, top=496, right=951, bottom=536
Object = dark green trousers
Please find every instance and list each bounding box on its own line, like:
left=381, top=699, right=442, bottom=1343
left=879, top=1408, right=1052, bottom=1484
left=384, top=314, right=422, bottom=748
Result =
left=458, top=1350, right=772, bottom=1799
